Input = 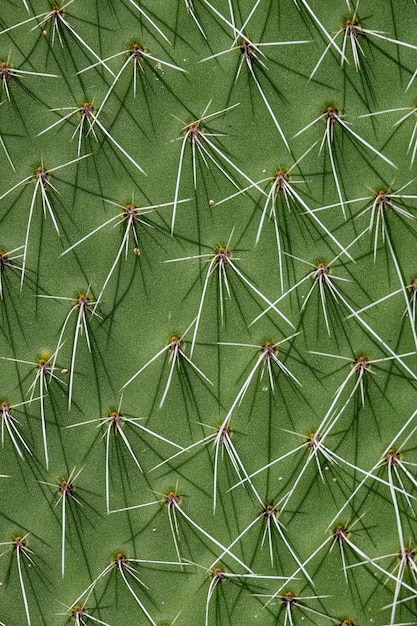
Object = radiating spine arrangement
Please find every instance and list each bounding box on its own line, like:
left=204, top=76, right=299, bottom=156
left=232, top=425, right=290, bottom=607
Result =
left=1, top=1, right=417, bottom=625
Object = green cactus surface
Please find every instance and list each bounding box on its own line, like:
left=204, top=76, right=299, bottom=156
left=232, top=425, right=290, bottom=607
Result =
left=1, top=1, right=417, bottom=624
